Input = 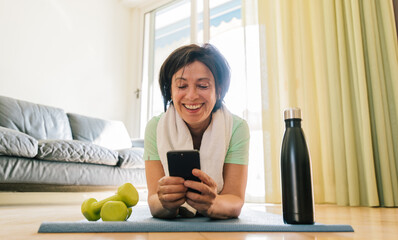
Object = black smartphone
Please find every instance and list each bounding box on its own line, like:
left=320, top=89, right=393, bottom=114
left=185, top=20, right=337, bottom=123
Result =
left=167, top=150, right=201, bottom=194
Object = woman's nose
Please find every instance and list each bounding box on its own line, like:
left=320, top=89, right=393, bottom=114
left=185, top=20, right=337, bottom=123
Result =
left=186, top=86, right=199, bottom=100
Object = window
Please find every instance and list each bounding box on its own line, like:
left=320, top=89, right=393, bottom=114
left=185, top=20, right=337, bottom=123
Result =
left=140, top=0, right=192, bottom=131
left=140, top=0, right=265, bottom=202
left=141, top=0, right=247, bottom=124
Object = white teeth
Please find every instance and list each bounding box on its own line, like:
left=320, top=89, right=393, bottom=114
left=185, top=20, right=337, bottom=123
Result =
left=184, top=104, right=202, bottom=110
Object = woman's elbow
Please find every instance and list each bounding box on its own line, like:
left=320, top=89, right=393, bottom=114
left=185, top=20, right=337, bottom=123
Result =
left=232, top=200, right=245, bottom=218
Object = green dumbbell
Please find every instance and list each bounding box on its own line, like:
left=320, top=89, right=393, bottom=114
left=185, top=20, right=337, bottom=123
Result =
left=81, top=183, right=139, bottom=221
left=100, top=201, right=131, bottom=221
left=126, top=207, right=132, bottom=220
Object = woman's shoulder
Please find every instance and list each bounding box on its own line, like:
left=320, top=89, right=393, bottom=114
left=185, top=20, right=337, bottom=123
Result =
left=231, top=114, right=249, bottom=133
left=148, top=114, right=162, bottom=123
left=146, top=113, right=164, bottom=127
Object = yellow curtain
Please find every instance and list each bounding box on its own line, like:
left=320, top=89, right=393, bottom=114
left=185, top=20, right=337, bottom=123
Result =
left=258, top=0, right=398, bottom=206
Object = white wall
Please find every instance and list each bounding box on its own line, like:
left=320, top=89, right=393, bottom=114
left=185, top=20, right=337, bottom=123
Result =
left=0, top=0, right=141, bottom=137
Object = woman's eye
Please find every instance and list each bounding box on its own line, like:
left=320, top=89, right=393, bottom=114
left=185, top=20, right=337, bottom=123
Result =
left=198, top=85, right=209, bottom=89
left=177, top=85, right=187, bottom=89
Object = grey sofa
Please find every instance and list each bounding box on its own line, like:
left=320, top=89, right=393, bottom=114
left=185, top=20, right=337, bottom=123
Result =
left=0, top=95, right=146, bottom=192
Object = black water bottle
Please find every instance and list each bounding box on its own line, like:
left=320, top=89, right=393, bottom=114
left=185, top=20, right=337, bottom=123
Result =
left=281, top=107, right=314, bottom=224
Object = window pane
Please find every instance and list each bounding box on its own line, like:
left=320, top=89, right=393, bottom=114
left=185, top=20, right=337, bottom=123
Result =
left=155, top=0, right=191, bottom=49
left=209, top=0, right=265, bottom=202
left=210, top=0, right=242, bottom=37
left=209, top=0, right=245, bottom=117
left=152, top=0, right=191, bottom=117
left=196, top=0, right=204, bottom=44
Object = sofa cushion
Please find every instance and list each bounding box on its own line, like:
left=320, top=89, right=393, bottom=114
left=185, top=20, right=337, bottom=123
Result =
left=117, top=148, right=144, bottom=169
left=36, top=140, right=118, bottom=166
left=0, top=95, right=73, bottom=140
left=67, top=113, right=132, bottom=150
left=131, top=138, right=144, bottom=148
left=0, top=126, right=38, bottom=158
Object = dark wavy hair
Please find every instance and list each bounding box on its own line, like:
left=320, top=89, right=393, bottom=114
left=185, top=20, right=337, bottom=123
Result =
left=158, top=43, right=231, bottom=112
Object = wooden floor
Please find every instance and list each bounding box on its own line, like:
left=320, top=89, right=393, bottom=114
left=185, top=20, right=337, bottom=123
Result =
left=0, top=202, right=397, bottom=240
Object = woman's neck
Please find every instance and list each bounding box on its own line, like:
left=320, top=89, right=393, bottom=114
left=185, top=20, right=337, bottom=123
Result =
left=186, top=115, right=212, bottom=150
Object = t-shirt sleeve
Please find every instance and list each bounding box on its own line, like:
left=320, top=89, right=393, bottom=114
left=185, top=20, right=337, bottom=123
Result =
left=143, top=116, right=161, bottom=161
left=224, top=116, right=250, bottom=165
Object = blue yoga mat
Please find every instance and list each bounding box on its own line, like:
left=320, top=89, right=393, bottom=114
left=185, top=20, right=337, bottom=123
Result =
left=38, top=205, right=354, bottom=233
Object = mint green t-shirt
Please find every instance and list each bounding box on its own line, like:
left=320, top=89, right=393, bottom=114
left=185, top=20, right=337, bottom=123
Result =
left=143, top=113, right=250, bottom=165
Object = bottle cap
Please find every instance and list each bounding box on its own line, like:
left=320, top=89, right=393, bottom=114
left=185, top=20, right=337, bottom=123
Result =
left=284, top=107, right=302, bottom=120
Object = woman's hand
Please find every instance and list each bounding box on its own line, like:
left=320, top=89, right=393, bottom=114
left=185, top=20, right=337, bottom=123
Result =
left=183, top=164, right=248, bottom=219
left=146, top=161, right=188, bottom=218
left=157, top=176, right=188, bottom=212
left=183, top=169, right=218, bottom=217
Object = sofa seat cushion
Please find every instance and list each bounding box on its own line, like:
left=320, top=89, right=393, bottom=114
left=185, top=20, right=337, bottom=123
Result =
left=0, top=96, right=73, bottom=140
left=117, top=148, right=144, bottom=169
left=0, top=156, right=147, bottom=187
left=0, top=127, right=38, bottom=158
left=36, top=140, right=118, bottom=166
left=67, top=113, right=132, bottom=150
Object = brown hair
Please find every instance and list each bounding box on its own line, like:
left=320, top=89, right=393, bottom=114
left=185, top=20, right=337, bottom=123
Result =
left=158, top=43, right=230, bottom=112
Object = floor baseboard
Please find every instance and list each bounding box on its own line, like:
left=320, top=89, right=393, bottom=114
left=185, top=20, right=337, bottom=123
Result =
left=0, top=188, right=148, bottom=205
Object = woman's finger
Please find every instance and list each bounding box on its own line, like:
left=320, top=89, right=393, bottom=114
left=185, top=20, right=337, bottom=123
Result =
left=185, top=199, right=211, bottom=213
left=161, top=196, right=186, bottom=210
left=192, top=169, right=217, bottom=188
left=158, top=183, right=187, bottom=194
left=158, top=176, right=185, bottom=186
left=185, top=190, right=214, bottom=204
left=184, top=180, right=216, bottom=198
left=159, top=192, right=186, bottom=202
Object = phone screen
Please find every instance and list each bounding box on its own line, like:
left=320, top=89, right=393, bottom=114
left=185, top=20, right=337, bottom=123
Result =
left=167, top=150, right=201, bottom=193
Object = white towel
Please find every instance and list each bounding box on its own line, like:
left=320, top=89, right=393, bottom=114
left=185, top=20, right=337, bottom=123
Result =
left=157, top=104, right=233, bottom=194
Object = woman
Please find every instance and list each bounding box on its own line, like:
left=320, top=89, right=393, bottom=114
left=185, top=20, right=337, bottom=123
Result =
left=144, top=43, right=250, bottom=219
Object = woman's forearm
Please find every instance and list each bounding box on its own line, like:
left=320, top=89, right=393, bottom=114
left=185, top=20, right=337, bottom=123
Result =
left=203, top=194, right=244, bottom=219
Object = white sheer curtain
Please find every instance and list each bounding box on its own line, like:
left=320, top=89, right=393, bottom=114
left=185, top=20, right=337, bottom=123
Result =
left=241, top=0, right=265, bottom=203
left=207, top=0, right=265, bottom=202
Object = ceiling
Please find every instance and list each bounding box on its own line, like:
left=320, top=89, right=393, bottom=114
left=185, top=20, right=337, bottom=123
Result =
left=120, top=0, right=164, bottom=8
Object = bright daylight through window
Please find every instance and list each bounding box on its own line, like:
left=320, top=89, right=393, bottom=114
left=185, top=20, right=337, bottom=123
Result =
left=141, top=0, right=265, bottom=202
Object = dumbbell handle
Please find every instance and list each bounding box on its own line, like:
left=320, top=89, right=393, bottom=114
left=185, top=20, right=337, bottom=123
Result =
left=92, top=195, right=123, bottom=211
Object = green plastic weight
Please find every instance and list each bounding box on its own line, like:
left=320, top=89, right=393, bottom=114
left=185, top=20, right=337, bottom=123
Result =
left=100, top=201, right=129, bottom=221
left=81, top=183, right=139, bottom=221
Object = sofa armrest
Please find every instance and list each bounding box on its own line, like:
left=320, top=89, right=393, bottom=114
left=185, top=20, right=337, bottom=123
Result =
left=131, top=138, right=144, bottom=148
left=0, top=126, right=38, bottom=158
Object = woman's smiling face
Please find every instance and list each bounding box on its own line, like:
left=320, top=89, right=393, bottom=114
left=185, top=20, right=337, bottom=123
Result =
left=171, top=61, right=217, bottom=131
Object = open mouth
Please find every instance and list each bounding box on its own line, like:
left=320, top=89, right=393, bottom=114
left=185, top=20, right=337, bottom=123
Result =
left=183, top=103, right=203, bottom=110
